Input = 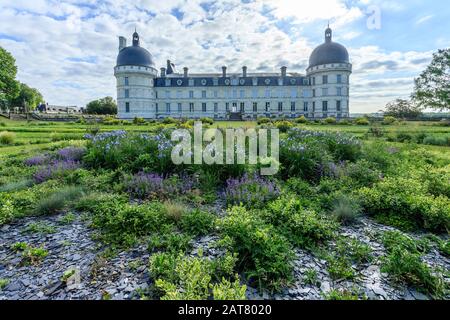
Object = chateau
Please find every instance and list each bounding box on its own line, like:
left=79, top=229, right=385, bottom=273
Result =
left=114, top=27, right=352, bottom=120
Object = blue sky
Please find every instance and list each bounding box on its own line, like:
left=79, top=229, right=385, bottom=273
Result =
left=0, top=0, right=448, bottom=112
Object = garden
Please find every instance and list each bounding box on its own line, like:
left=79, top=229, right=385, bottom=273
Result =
left=0, top=116, right=449, bottom=300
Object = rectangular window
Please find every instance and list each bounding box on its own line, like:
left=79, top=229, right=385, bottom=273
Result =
left=303, top=102, right=308, bottom=112
left=177, top=91, right=182, bottom=99
left=278, top=102, right=283, bottom=112
left=188, top=79, right=194, bottom=86
left=213, top=78, right=219, bottom=86
left=240, top=102, right=245, bottom=112
left=336, top=100, right=341, bottom=111
left=252, top=102, right=257, bottom=112
left=165, top=79, right=171, bottom=86
left=291, top=102, right=296, bottom=111
left=312, top=77, right=316, bottom=85
left=124, top=77, right=129, bottom=86
left=202, top=103, right=207, bottom=112
left=336, top=87, right=342, bottom=96
left=189, top=90, right=194, bottom=99
left=312, top=89, right=316, bottom=97
left=265, top=89, right=270, bottom=98
left=155, top=103, right=158, bottom=113
left=178, top=103, right=182, bottom=112
left=189, top=103, right=194, bottom=112
left=125, top=102, right=130, bottom=113
left=322, top=88, right=328, bottom=96
left=202, top=91, right=207, bottom=98
left=166, top=103, right=170, bottom=112
left=213, top=91, right=218, bottom=98
left=165, top=91, right=170, bottom=99
left=252, top=89, right=258, bottom=99
left=291, top=89, right=297, bottom=98
left=214, top=102, right=218, bottom=112
left=125, top=89, right=129, bottom=98
left=312, top=102, right=316, bottom=112
left=226, top=102, right=230, bottom=112
left=232, top=90, right=238, bottom=99
left=265, top=102, right=270, bottom=112
left=337, top=74, right=342, bottom=84
left=240, top=90, right=245, bottom=99
left=322, top=101, right=328, bottom=111
left=323, top=75, right=328, bottom=84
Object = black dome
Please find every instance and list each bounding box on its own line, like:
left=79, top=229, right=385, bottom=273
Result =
left=309, top=27, right=349, bottom=68
left=116, top=46, right=155, bottom=68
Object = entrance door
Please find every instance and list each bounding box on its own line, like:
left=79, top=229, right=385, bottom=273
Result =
left=232, top=102, right=238, bottom=113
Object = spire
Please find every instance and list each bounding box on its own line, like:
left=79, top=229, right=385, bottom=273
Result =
left=325, top=25, right=332, bottom=43
left=132, top=29, right=140, bottom=46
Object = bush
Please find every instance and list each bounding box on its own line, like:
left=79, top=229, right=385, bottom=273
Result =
left=382, top=116, right=396, bottom=125
left=324, top=117, right=336, bottom=124
left=162, top=201, right=189, bottom=223
left=180, top=209, right=215, bottom=236
left=355, top=117, right=370, bottom=126
left=133, top=117, right=146, bottom=125
left=274, top=120, right=293, bottom=133
left=257, top=117, right=271, bottom=125
left=359, top=177, right=450, bottom=232
left=33, top=186, right=84, bottom=215
left=219, top=206, right=294, bottom=290
left=295, top=116, right=308, bottom=124
left=78, top=196, right=170, bottom=246
left=264, top=196, right=337, bottom=248
left=0, top=131, right=15, bottom=145
left=148, top=232, right=192, bottom=253
left=162, top=117, right=177, bottom=124
left=200, top=117, right=214, bottom=125
left=422, top=135, right=449, bottom=146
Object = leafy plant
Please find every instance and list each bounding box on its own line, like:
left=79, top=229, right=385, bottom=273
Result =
left=180, top=209, right=215, bottom=236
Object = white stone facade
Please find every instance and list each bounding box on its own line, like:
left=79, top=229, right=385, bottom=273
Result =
left=115, top=29, right=352, bottom=120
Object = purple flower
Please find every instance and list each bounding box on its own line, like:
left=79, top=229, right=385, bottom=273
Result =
left=33, top=160, right=81, bottom=184
left=57, top=147, right=86, bottom=161
left=24, top=154, right=51, bottom=166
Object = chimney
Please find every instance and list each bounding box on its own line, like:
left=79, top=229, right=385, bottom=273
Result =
left=119, top=36, right=127, bottom=51
left=242, top=66, right=247, bottom=77
left=281, top=66, right=287, bottom=77
left=222, top=66, right=227, bottom=78
left=183, top=67, right=188, bottom=78
left=160, top=67, right=166, bottom=78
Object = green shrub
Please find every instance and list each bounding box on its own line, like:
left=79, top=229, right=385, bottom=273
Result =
left=382, top=116, right=396, bottom=125
left=396, top=132, right=413, bottom=143
left=324, top=117, right=336, bottom=124
left=275, top=120, right=293, bottom=133
left=200, top=117, right=214, bottom=125
left=295, top=116, right=308, bottom=124
left=257, top=117, right=271, bottom=125
left=0, top=179, right=33, bottom=193
left=0, top=131, right=15, bottom=145
left=0, top=278, right=10, bottom=290
left=148, top=232, right=192, bottom=253
left=33, top=186, right=84, bottom=215
left=78, top=195, right=170, bottom=246
left=212, top=278, right=247, bottom=300
left=133, top=117, right=146, bottom=125
left=162, top=117, right=177, bottom=124
left=359, top=177, right=450, bottom=233
left=180, top=209, right=215, bottom=236
left=324, top=289, right=361, bottom=300
left=151, top=253, right=246, bottom=300
left=162, top=201, right=189, bottom=223
left=219, top=206, right=294, bottom=290
left=422, top=135, right=449, bottom=146
left=264, top=196, right=337, bottom=248
left=355, top=117, right=370, bottom=125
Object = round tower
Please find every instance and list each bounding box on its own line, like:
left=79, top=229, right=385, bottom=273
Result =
left=114, top=31, right=158, bottom=119
left=307, top=26, right=352, bottom=119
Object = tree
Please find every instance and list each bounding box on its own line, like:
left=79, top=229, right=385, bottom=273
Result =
left=10, top=83, right=44, bottom=111
left=384, top=99, right=422, bottom=119
left=413, top=49, right=450, bottom=111
left=0, top=46, right=20, bottom=105
left=86, top=96, right=117, bottom=115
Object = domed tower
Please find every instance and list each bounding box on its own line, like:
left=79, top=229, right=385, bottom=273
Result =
left=114, top=30, right=158, bottom=119
left=307, top=26, right=352, bottom=119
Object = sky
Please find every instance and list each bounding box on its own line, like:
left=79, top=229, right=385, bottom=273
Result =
left=0, top=0, right=449, bottom=113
